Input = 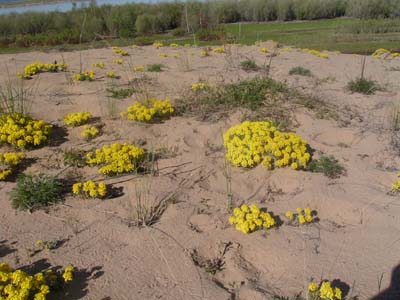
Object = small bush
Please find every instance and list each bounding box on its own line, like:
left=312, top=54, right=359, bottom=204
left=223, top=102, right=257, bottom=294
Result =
left=63, top=149, right=86, bottom=167
left=195, top=26, right=226, bottom=41
left=9, top=174, right=63, bottom=210
left=289, top=66, right=312, bottom=76
left=107, top=86, right=135, bottom=99
left=171, top=27, right=186, bottom=37
left=347, top=77, right=381, bottom=95
left=133, top=36, right=156, bottom=46
left=307, top=155, right=344, bottom=178
left=147, top=64, right=164, bottom=72
left=240, top=59, right=259, bottom=71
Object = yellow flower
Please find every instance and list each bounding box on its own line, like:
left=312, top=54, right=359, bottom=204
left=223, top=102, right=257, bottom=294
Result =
left=285, top=211, right=293, bottom=219
left=308, top=282, right=318, bottom=292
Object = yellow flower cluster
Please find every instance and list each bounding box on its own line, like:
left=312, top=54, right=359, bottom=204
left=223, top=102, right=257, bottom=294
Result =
left=260, top=47, right=268, bottom=53
left=191, top=83, right=207, bottom=91
left=285, top=207, right=314, bottom=225
left=63, top=112, right=92, bottom=127
left=302, top=48, right=329, bottom=59
left=18, top=62, right=67, bottom=78
left=391, top=173, right=400, bottom=192
left=372, top=48, right=400, bottom=59
left=62, top=266, right=73, bottom=283
left=200, top=50, right=210, bottom=57
left=112, top=46, right=128, bottom=56
left=113, top=58, right=123, bottom=64
left=184, top=43, right=191, bottom=47
left=158, top=53, right=168, bottom=57
left=120, top=98, right=174, bottom=122
left=229, top=204, right=276, bottom=234
left=133, top=65, right=144, bottom=72
left=86, top=143, right=145, bottom=175
left=223, top=121, right=311, bottom=170
left=213, top=47, right=225, bottom=53
left=308, top=281, right=342, bottom=300
left=0, top=152, right=25, bottom=180
left=81, top=125, right=100, bottom=140
left=92, top=61, right=105, bottom=68
left=0, top=262, right=72, bottom=300
left=0, top=113, right=51, bottom=149
left=106, top=71, right=118, bottom=78
left=153, top=41, right=164, bottom=48
left=169, top=43, right=179, bottom=47
left=72, top=180, right=107, bottom=198
left=73, top=70, right=94, bottom=81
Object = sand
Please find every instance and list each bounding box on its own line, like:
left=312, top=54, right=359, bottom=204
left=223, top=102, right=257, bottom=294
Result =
left=0, top=42, right=400, bottom=300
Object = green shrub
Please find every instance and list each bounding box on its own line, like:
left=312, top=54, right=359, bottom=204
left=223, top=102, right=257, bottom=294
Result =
left=135, top=14, right=162, bottom=35
left=307, top=155, right=344, bottom=178
left=195, top=26, right=226, bottom=41
left=63, top=149, right=86, bottom=167
left=289, top=66, right=312, bottom=76
left=147, top=64, right=164, bottom=72
left=171, top=27, right=186, bottom=37
left=9, top=174, right=63, bottom=210
left=347, top=77, right=381, bottom=95
left=240, top=59, right=259, bottom=71
left=106, top=86, right=135, bottom=99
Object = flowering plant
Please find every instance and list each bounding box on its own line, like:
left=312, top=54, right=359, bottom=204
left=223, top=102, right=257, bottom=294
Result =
left=285, top=207, right=316, bottom=225
left=212, top=47, right=225, bottom=53
left=392, top=173, right=400, bottom=192
left=308, top=281, right=342, bottom=300
left=18, top=62, right=67, bottom=78
left=0, top=152, right=25, bottom=180
left=120, top=98, right=174, bottom=122
left=86, top=143, right=145, bottom=176
left=0, top=262, right=73, bottom=300
left=106, top=71, right=119, bottom=79
left=153, top=41, right=164, bottom=48
left=63, top=112, right=92, bottom=127
left=223, top=121, right=311, bottom=169
left=72, top=180, right=107, bottom=198
left=81, top=125, right=100, bottom=140
left=229, top=204, right=276, bottom=234
left=73, top=71, right=94, bottom=81
left=191, top=83, right=207, bottom=91
left=0, top=113, right=51, bottom=149
left=112, top=46, right=128, bottom=56
left=92, top=62, right=105, bottom=68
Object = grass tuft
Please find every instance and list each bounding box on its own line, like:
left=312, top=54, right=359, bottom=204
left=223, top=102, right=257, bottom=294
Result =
left=240, top=59, right=258, bottom=71
left=146, top=64, right=164, bottom=72
left=289, top=66, right=312, bottom=76
left=347, top=77, right=381, bottom=95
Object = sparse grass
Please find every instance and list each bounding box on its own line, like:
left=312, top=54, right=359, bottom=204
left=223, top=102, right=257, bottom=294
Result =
left=347, top=77, right=381, bottom=95
left=240, top=59, right=258, bottom=71
left=289, top=66, right=312, bottom=76
left=178, top=77, right=288, bottom=120
left=9, top=174, right=63, bottom=211
left=307, top=155, right=344, bottom=178
left=146, top=64, right=164, bottom=72
left=0, top=76, right=36, bottom=115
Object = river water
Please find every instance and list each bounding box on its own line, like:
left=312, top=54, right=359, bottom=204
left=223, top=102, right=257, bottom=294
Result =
left=0, top=0, right=173, bottom=15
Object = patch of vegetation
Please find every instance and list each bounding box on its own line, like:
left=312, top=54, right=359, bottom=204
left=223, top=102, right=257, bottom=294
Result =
left=347, top=77, right=381, bottom=95
left=146, top=64, right=164, bottom=72
left=289, top=66, right=312, bottom=76
left=9, top=173, right=63, bottom=210
left=177, top=77, right=288, bottom=120
left=307, top=155, right=344, bottom=178
left=240, top=59, right=259, bottom=71
left=107, top=86, right=135, bottom=99
left=63, top=149, right=86, bottom=168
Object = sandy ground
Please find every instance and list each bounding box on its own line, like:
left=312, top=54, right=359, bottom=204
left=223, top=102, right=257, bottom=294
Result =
left=0, top=42, right=400, bottom=300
